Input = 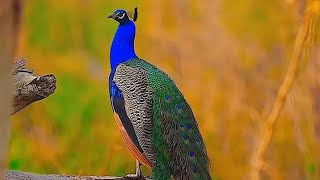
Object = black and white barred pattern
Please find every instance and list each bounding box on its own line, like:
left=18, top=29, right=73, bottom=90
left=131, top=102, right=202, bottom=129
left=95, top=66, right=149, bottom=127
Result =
left=113, top=64, right=156, bottom=164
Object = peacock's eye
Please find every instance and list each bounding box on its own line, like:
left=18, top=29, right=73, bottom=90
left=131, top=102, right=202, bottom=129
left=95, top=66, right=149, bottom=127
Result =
left=118, top=12, right=126, bottom=19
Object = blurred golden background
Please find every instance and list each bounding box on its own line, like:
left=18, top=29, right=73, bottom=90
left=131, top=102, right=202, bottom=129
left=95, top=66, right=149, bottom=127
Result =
left=9, top=0, right=320, bottom=179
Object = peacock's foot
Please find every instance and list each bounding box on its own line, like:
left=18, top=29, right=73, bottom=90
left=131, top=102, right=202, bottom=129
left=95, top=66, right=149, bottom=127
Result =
left=143, top=175, right=151, bottom=179
left=124, top=173, right=145, bottom=180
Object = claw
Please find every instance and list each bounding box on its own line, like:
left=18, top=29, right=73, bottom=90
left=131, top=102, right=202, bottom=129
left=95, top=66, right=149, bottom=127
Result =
left=123, top=160, right=146, bottom=180
left=124, top=173, right=144, bottom=180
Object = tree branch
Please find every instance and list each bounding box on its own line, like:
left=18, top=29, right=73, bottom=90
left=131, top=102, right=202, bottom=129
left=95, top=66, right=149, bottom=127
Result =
left=5, top=170, right=151, bottom=180
left=11, top=59, right=56, bottom=115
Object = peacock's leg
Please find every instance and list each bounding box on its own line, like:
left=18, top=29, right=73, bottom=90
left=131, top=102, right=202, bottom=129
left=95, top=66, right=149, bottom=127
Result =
left=124, top=160, right=144, bottom=179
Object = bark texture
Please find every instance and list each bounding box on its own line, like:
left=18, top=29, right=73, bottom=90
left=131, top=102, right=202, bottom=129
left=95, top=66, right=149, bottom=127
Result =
left=5, top=170, right=150, bottom=180
left=11, top=59, right=56, bottom=115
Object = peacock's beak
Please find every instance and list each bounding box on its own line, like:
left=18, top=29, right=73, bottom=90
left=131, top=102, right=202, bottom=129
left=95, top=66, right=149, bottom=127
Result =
left=107, top=13, right=116, bottom=19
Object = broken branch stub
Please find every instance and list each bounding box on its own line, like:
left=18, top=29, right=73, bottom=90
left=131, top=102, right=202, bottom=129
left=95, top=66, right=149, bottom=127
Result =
left=11, top=59, right=56, bottom=115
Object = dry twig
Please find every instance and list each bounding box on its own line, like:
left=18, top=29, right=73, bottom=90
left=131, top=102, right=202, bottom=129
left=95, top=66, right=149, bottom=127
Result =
left=250, top=1, right=319, bottom=179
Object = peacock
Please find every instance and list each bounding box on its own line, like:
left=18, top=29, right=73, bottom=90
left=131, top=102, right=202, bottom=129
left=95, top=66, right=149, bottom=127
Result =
left=107, top=8, right=212, bottom=180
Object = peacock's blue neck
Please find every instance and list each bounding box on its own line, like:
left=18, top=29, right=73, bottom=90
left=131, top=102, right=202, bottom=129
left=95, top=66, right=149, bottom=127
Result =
left=110, top=21, right=138, bottom=70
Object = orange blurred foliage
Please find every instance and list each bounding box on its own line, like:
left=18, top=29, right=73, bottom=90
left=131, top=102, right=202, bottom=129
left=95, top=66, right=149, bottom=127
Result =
left=9, top=0, right=320, bottom=179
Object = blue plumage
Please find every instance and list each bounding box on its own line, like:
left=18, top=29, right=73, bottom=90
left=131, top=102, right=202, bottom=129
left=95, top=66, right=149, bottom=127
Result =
left=109, top=9, right=137, bottom=101
left=110, top=14, right=137, bottom=70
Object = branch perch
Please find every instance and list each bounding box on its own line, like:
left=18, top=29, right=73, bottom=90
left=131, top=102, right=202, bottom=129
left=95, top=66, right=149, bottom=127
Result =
left=11, top=59, right=56, bottom=115
left=5, top=170, right=151, bottom=180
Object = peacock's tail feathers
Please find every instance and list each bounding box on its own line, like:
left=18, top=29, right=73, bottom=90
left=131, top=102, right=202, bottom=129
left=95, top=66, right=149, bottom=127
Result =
left=123, top=58, right=211, bottom=180
left=152, top=91, right=211, bottom=180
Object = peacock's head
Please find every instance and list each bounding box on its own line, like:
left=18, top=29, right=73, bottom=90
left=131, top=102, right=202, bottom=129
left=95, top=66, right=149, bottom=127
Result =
left=107, top=8, right=138, bottom=24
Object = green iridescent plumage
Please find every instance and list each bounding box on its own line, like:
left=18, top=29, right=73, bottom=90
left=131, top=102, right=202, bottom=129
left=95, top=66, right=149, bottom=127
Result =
left=123, top=58, right=212, bottom=180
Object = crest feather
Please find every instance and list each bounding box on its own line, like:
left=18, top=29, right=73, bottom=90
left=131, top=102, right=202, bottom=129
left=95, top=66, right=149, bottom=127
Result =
left=128, top=7, right=138, bottom=22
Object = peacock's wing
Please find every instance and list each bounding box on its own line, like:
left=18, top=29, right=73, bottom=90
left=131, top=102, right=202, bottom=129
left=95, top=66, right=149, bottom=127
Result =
left=109, top=71, right=153, bottom=167
left=112, top=60, right=156, bottom=166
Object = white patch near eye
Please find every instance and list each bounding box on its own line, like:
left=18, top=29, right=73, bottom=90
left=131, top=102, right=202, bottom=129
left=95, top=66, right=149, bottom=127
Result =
left=118, top=13, right=126, bottom=19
